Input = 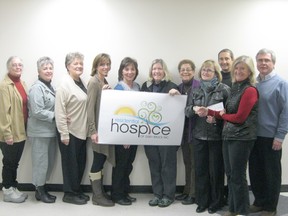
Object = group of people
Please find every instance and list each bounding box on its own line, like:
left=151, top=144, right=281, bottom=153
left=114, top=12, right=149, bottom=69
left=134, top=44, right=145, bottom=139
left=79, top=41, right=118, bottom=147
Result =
left=0, top=48, right=287, bottom=216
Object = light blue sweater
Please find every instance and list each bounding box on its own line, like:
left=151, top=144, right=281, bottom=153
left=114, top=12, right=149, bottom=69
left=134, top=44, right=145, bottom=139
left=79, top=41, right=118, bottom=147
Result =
left=256, top=73, right=288, bottom=140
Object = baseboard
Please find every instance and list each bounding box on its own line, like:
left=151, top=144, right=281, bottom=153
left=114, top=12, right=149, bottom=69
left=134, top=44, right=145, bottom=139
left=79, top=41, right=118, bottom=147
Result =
left=1, top=183, right=288, bottom=193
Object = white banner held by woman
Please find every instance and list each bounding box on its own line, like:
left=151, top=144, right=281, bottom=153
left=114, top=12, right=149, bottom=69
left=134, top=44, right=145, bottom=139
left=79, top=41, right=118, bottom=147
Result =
left=97, top=90, right=187, bottom=145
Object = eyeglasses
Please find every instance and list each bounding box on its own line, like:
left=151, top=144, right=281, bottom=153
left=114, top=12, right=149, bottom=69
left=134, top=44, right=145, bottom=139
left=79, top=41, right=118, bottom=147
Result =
left=202, top=68, right=215, bottom=73
left=180, top=68, right=193, bottom=73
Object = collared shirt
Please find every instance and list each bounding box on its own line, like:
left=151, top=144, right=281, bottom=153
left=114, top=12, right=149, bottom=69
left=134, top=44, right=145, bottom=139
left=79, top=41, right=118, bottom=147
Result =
left=257, top=70, right=276, bottom=82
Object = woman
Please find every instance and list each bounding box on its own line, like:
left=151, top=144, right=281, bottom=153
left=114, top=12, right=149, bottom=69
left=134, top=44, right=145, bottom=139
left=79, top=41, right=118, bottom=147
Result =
left=141, top=59, right=178, bottom=208
left=27, top=56, right=57, bottom=203
left=185, top=60, right=230, bottom=214
left=199, top=56, right=258, bottom=215
left=87, top=53, right=114, bottom=207
left=55, top=52, right=89, bottom=205
left=0, top=56, right=28, bottom=203
left=111, top=57, right=140, bottom=205
left=170, top=59, right=200, bottom=205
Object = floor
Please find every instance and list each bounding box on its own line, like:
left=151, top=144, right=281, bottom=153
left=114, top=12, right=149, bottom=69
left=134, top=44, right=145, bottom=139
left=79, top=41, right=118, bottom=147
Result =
left=0, top=192, right=288, bottom=216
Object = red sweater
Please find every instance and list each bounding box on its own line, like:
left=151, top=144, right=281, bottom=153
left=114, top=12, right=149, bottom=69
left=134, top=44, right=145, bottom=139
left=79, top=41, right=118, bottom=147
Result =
left=208, top=87, right=258, bottom=124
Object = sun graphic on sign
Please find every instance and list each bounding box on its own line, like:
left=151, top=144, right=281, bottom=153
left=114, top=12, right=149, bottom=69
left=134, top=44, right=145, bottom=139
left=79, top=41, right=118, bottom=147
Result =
left=114, top=106, right=136, bottom=116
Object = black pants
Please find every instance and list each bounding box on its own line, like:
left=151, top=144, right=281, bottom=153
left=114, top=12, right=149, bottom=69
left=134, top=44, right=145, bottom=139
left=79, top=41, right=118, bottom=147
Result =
left=90, top=151, right=107, bottom=173
left=223, top=140, right=254, bottom=215
left=193, top=138, right=224, bottom=208
left=58, top=134, right=87, bottom=194
left=111, top=145, right=137, bottom=200
left=0, top=141, right=25, bottom=188
left=181, top=140, right=195, bottom=197
left=144, top=145, right=177, bottom=200
left=249, top=137, right=282, bottom=212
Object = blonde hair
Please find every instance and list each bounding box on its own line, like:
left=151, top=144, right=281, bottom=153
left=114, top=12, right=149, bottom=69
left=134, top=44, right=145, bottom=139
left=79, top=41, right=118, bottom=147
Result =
left=198, top=60, right=222, bottom=81
left=148, top=59, right=171, bottom=82
left=231, top=55, right=256, bottom=85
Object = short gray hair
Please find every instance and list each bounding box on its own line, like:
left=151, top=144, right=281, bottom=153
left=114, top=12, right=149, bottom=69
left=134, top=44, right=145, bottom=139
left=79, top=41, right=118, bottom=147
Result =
left=6, top=56, right=23, bottom=70
left=37, top=56, right=54, bottom=72
left=256, top=48, right=276, bottom=64
left=65, top=52, right=84, bottom=70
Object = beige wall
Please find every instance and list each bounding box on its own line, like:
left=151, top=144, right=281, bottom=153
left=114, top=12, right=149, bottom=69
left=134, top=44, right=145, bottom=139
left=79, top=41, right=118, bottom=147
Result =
left=0, top=0, right=288, bottom=186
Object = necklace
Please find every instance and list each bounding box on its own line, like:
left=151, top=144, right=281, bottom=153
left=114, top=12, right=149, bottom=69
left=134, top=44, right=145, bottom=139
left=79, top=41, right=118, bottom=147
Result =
left=183, top=85, right=192, bottom=95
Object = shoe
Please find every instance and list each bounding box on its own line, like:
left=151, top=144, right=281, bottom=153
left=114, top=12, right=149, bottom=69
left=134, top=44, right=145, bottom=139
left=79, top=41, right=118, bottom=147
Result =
left=2, top=187, right=26, bottom=203
left=223, top=211, right=237, bottom=216
left=35, top=186, right=55, bottom=203
left=114, top=198, right=132, bottom=205
left=196, top=206, right=207, bottom=213
left=78, top=193, right=90, bottom=201
left=249, top=204, right=263, bottom=213
left=63, top=193, right=87, bottom=205
left=181, top=196, right=195, bottom=205
left=261, top=211, right=277, bottom=216
left=126, top=194, right=136, bottom=202
left=208, top=207, right=219, bottom=214
left=43, top=185, right=56, bottom=200
left=158, top=198, right=173, bottom=207
left=14, top=187, right=28, bottom=200
left=175, top=193, right=188, bottom=201
left=149, top=197, right=160, bottom=206
left=46, top=191, right=57, bottom=200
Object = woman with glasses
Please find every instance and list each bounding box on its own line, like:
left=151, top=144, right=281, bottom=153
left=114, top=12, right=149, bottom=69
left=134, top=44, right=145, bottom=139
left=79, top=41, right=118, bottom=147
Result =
left=0, top=56, right=28, bottom=203
left=169, top=59, right=200, bottom=205
left=185, top=60, right=230, bottom=214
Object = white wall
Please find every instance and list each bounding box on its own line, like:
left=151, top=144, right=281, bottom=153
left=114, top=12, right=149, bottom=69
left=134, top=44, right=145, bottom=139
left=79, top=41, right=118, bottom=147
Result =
left=0, top=0, right=288, bottom=186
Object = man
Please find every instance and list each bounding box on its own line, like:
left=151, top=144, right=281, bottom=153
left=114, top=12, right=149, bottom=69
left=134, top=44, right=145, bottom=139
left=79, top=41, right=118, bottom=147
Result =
left=218, top=49, right=234, bottom=87
left=249, top=48, right=288, bottom=216
left=218, top=48, right=234, bottom=205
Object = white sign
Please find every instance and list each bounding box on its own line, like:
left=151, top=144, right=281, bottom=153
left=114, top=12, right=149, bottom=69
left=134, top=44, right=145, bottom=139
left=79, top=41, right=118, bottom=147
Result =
left=98, top=90, right=187, bottom=146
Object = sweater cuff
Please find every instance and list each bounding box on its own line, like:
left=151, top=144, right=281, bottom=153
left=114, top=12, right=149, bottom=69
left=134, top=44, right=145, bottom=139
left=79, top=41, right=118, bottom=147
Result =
left=61, top=133, right=69, bottom=141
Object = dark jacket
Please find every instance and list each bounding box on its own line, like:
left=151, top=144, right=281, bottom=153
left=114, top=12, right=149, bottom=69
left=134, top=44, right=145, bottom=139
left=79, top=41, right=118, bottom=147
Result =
left=185, top=82, right=230, bottom=141
left=141, top=80, right=178, bottom=93
left=179, top=79, right=201, bottom=142
left=222, top=80, right=258, bottom=141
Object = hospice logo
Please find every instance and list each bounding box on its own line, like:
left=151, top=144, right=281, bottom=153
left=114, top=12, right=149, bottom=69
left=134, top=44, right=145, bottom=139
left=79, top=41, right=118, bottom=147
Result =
left=110, top=101, right=171, bottom=138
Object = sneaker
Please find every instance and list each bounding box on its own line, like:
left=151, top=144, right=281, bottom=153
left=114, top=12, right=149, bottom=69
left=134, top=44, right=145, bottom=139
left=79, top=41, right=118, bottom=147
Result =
left=149, top=197, right=160, bottom=206
left=14, top=187, right=28, bottom=200
left=3, top=187, right=26, bottom=203
left=158, top=198, right=173, bottom=207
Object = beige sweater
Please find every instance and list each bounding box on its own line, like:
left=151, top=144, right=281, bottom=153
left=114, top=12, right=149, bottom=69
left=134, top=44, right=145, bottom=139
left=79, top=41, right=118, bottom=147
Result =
left=0, top=75, right=28, bottom=142
left=55, top=74, right=87, bottom=140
